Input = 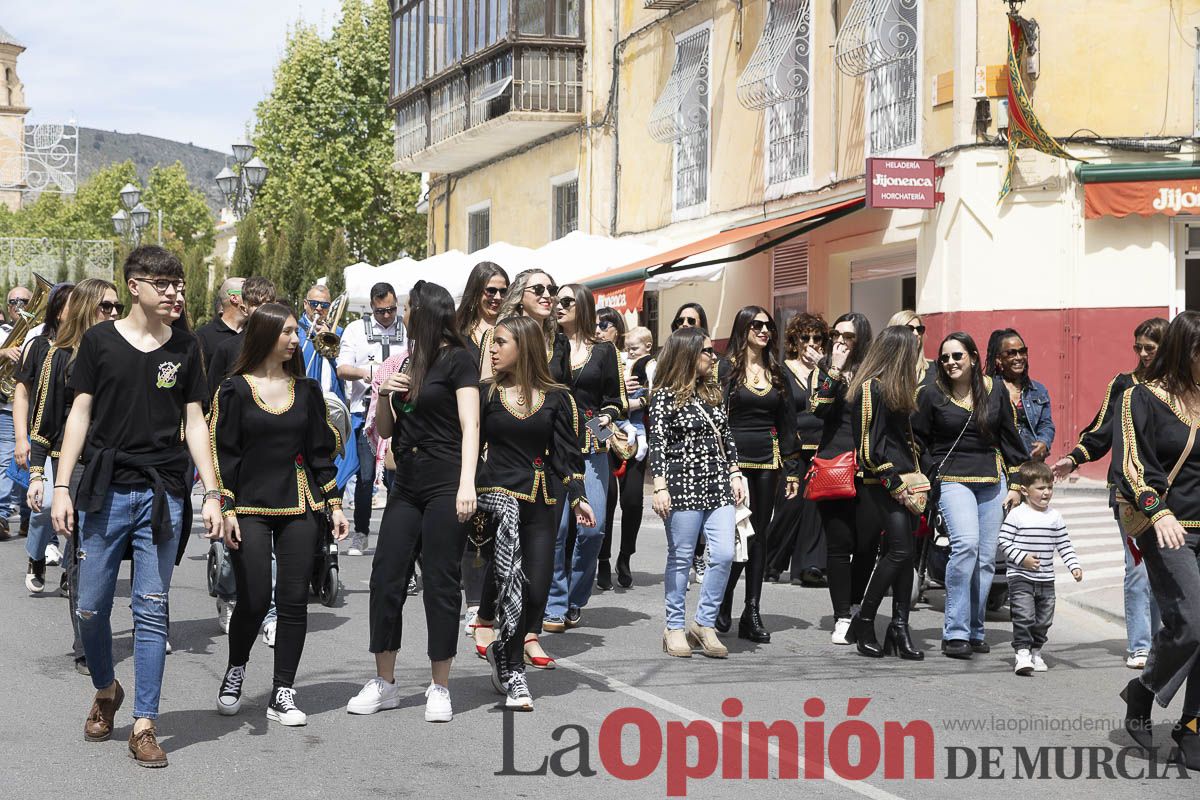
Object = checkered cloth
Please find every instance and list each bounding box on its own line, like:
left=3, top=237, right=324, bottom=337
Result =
left=477, top=491, right=525, bottom=648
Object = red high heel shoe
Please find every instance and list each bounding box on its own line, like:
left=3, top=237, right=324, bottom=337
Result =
left=523, top=634, right=556, bottom=670
left=473, top=623, right=495, bottom=659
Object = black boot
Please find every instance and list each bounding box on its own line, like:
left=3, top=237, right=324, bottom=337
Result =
left=845, top=614, right=883, bottom=658
left=883, top=622, right=924, bottom=660
left=616, top=554, right=633, bottom=588
left=1119, top=678, right=1154, bottom=751
left=1171, top=717, right=1200, bottom=770
left=596, top=561, right=612, bottom=591
left=715, top=596, right=733, bottom=634
left=738, top=601, right=771, bottom=643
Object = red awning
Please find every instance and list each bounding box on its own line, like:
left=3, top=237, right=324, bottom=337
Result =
left=594, top=279, right=645, bottom=313
left=1084, top=178, right=1200, bottom=219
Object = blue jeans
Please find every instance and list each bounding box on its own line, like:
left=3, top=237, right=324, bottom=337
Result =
left=353, top=418, right=375, bottom=535
left=25, top=459, right=59, bottom=561
left=76, top=485, right=182, bottom=720
left=0, top=409, right=15, bottom=517
left=1118, top=516, right=1162, bottom=654
left=939, top=479, right=1005, bottom=642
left=546, top=452, right=609, bottom=619
left=664, top=506, right=735, bottom=628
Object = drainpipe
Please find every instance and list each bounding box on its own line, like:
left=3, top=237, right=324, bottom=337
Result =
left=609, top=0, right=621, bottom=236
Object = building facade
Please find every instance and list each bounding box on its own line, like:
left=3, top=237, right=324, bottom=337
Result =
left=0, top=24, right=27, bottom=212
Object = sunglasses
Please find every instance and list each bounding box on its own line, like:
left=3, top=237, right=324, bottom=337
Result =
left=597, top=320, right=616, bottom=331
left=908, top=324, right=927, bottom=335
left=1133, top=343, right=1158, bottom=354
left=673, top=316, right=700, bottom=329
left=483, top=286, right=508, bottom=298
left=700, top=346, right=716, bottom=356
left=373, top=306, right=398, bottom=316
left=7, top=297, right=29, bottom=307
left=797, top=333, right=823, bottom=345
left=939, top=351, right=968, bottom=364
left=525, top=283, right=559, bottom=298
left=557, top=297, right=576, bottom=310
left=830, top=331, right=857, bottom=342
left=98, top=300, right=125, bottom=315
left=749, top=319, right=776, bottom=335
left=134, top=277, right=185, bottom=294
left=1001, top=347, right=1029, bottom=358
left=307, top=300, right=332, bottom=310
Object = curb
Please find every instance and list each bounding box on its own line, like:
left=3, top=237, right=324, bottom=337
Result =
left=1057, top=587, right=1127, bottom=629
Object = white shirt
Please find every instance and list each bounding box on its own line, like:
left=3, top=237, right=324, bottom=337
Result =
left=0, top=321, right=12, bottom=411
left=337, top=315, right=407, bottom=413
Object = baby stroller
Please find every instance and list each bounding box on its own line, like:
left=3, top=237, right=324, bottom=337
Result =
left=914, top=516, right=1009, bottom=612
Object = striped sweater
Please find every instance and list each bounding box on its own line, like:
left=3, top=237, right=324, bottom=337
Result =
left=998, top=504, right=1080, bottom=582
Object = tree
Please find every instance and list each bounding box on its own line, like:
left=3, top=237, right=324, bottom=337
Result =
left=324, top=229, right=350, bottom=298
left=143, top=162, right=217, bottom=254
left=230, top=210, right=264, bottom=278
left=208, top=256, right=229, bottom=323
left=183, top=246, right=209, bottom=325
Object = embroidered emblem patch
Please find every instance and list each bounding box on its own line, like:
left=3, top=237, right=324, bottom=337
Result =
left=156, top=361, right=181, bottom=389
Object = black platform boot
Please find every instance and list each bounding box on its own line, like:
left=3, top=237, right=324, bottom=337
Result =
left=844, top=614, right=883, bottom=658
left=737, top=600, right=771, bottom=643
left=1119, top=678, right=1154, bottom=751
left=884, top=589, right=924, bottom=660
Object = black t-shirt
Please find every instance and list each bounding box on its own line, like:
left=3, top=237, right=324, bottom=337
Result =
left=16, top=334, right=51, bottom=387
left=392, top=346, right=479, bottom=463
left=70, top=321, right=207, bottom=490
left=207, top=331, right=244, bottom=399
left=195, top=317, right=239, bottom=373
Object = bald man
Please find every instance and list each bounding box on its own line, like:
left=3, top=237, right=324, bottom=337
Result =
left=195, top=277, right=246, bottom=373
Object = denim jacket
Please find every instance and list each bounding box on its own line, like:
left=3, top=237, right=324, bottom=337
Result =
left=1014, top=379, right=1055, bottom=454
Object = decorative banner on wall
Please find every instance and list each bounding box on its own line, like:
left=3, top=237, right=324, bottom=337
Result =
left=998, top=15, right=1081, bottom=202
left=594, top=279, right=645, bottom=314
left=1084, top=179, right=1200, bottom=219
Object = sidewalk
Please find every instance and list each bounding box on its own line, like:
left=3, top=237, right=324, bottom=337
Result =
left=1044, top=481, right=1127, bottom=630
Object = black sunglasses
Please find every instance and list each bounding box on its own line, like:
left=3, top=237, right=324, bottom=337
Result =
left=597, top=320, right=615, bottom=330
left=1133, top=343, right=1158, bottom=354
left=373, top=306, right=398, bottom=316
left=672, top=315, right=700, bottom=330
left=797, top=333, right=823, bottom=345
left=831, top=331, right=857, bottom=342
left=483, top=286, right=508, bottom=298
left=7, top=297, right=29, bottom=307
left=700, top=346, right=716, bottom=356
left=557, top=297, right=576, bottom=310
left=939, top=351, right=968, bottom=364
left=749, top=319, right=776, bottom=335
left=1001, top=347, right=1028, bottom=358
left=525, top=283, right=559, bottom=298
left=98, top=300, right=125, bottom=315
left=908, top=324, right=927, bottom=335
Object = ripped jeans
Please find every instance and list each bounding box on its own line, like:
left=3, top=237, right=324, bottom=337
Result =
left=75, top=484, right=182, bottom=720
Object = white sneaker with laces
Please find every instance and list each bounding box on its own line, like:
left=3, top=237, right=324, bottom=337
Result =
left=44, top=542, right=62, bottom=566
left=263, top=620, right=277, bottom=648
left=505, top=671, right=533, bottom=711
left=347, top=532, right=367, bottom=556
left=1031, top=649, right=1048, bottom=672
left=217, top=665, right=245, bottom=715
left=831, top=618, right=852, bottom=645
left=464, top=606, right=479, bottom=637
left=217, top=599, right=235, bottom=634
left=346, top=676, right=401, bottom=715
left=1126, top=649, right=1149, bottom=670
left=424, top=682, right=453, bottom=722
left=1014, top=648, right=1034, bottom=676
left=267, top=687, right=307, bottom=726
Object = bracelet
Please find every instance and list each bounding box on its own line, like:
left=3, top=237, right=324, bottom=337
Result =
left=29, top=474, right=44, bottom=483
left=653, top=487, right=669, bottom=495
left=203, top=489, right=222, bottom=502
left=54, top=484, right=70, bottom=490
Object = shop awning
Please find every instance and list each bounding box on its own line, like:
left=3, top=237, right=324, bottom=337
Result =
left=1076, top=162, right=1200, bottom=219
left=582, top=194, right=865, bottom=291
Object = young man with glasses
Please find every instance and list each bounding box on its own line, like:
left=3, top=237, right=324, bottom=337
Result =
left=0, top=285, right=34, bottom=540
left=337, top=282, right=407, bottom=556
left=50, top=246, right=223, bottom=768
left=194, top=277, right=245, bottom=373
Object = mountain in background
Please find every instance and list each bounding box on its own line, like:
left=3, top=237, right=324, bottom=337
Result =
left=77, top=127, right=228, bottom=213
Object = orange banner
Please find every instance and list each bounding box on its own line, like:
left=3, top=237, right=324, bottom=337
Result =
left=594, top=279, right=645, bottom=314
left=1084, top=178, right=1200, bottom=219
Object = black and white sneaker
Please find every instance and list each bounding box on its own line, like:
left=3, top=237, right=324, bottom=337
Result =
left=217, top=665, right=245, bottom=715
left=485, top=641, right=509, bottom=695
left=25, top=558, right=45, bottom=593
left=267, top=687, right=307, bottom=726
left=505, top=670, right=533, bottom=711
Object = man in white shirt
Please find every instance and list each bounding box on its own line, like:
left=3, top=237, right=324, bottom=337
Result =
left=336, top=282, right=406, bottom=555
left=0, top=285, right=33, bottom=539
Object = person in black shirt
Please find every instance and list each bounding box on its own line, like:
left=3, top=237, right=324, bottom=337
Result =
left=50, top=246, right=223, bottom=769
left=210, top=302, right=348, bottom=728
left=346, top=282, right=479, bottom=722
left=206, top=276, right=278, bottom=399
left=195, top=277, right=245, bottom=371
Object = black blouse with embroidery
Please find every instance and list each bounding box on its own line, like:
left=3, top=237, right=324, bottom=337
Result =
left=782, top=361, right=823, bottom=451
left=811, top=367, right=857, bottom=462
left=1116, top=383, right=1200, bottom=527
left=565, top=339, right=627, bottom=453
left=911, top=377, right=1029, bottom=485
left=648, top=389, right=740, bottom=510
left=27, top=344, right=74, bottom=471
left=716, top=358, right=799, bottom=476
left=549, top=331, right=571, bottom=383
left=476, top=386, right=587, bottom=507
left=1067, top=371, right=1138, bottom=470
left=853, top=378, right=919, bottom=497
left=210, top=376, right=343, bottom=516
left=466, top=326, right=495, bottom=375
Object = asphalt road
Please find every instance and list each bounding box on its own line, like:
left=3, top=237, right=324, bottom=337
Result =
left=3, top=504, right=1196, bottom=799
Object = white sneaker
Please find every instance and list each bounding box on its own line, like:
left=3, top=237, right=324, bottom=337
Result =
left=217, top=599, right=235, bottom=634
left=831, top=618, right=852, bottom=645
left=262, top=620, right=277, bottom=648
left=464, top=606, right=479, bottom=637
left=424, top=682, right=453, bottom=722
left=346, top=676, right=401, bottom=715
left=347, top=532, right=367, bottom=556
left=505, top=671, right=533, bottom=711
left=1031, top=649, right=1048, bottom=672
left=1126, top=649, right=1149, bottom=670
left=267, top=687, right=307, bottom=726
left=44, top=542, right=62, bottom=566
left=165, top=640, right=173, bottom=654
left=217, top=665, right=245, bottom=715
left=1014, top=648, right=1034, bottom=676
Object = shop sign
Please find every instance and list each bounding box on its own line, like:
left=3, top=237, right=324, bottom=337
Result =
left=594, top=279, right=645, bottom=314
left=866, top=158, right=943, bottom=209
left=1084, top=179, right=1200, bottom=219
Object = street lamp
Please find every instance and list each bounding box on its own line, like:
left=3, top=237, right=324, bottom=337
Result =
left=113, top=182, right=150, bottom=245
left=216, top=143, right=269, bottom=220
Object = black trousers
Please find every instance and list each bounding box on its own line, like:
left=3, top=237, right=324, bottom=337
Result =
left=858, top=484, right=915, bottom=623
left=478, top=499, right=557, bottom=667
left=369, top=454, right=468, bottom=661
left=766, top=452, right=827, bottom=577
left=1138, top=530, right=1200, bottom=715
left=600, top=452, right=647, bottom=562
left=817, top=486, right=879, bottom=619
left=721, top=467, right=779, bottom=611
left=228, top=512, right=321, bottom=688
left=1008, top=576, right=1055, bottom=650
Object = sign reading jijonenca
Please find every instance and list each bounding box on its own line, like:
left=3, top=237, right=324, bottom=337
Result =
left=866, top=158, right=943, bottom=209
left=1083, top=178, right=1200, bottom=219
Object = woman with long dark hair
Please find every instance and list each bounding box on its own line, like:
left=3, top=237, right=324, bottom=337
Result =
left=912, top=332, right=1027, bottom=660
left=475, top=315, right=595, bottom=709
left=347, top=282, right=479, bottom=722
left=544, top=284, right=626, bottom=634
left=651, top=326, right=744, bottom=658
left=210, top=302, right=350, bottom=726
left=987, top=328, right=1054, bottom=461
left=1054, top=317, right=1168, bottom=669
left=670, top=302, right=708, bottom=333
left=766, top=312, right=829, bottom=586
left=1115, top=311, right=1200, bottom=769
left=714, top=305, right=799, bottom=643
left=456, top=261, right=509, bottom=377
left=845, top=326, right=926, bottom=659
left=596, top=306, right=631, bottom=589
left=811, top=312, right=875, bottom=645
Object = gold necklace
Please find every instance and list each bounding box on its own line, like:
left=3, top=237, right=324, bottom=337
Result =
left=504, top=386, right=526, bottom=406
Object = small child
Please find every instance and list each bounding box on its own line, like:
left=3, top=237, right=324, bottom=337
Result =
left=624, top=327, right=655, bottom=460
left=998, top=460, right=1083, bottom=676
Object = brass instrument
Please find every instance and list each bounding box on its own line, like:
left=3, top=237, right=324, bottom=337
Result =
left=0, top=273, right=54, bottom=401
left=309, top=292, right=349, bottom=360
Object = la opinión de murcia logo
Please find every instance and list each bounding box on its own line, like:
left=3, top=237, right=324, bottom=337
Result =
left=1152, top=187, right=1200, bottom=213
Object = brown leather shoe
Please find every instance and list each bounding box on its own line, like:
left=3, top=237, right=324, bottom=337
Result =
left=83, top=681, right=125, bottom=742
left=128, top=726, right=168, bottom=768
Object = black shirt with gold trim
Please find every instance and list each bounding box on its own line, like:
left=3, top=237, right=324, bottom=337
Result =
left=1116, top=382, right=1200, bottom=527
left=716, top=357, right=799, bottom=476
left=911, top=376, right=1029, bottom=485
left=853, top=378, right=919, bottom=496
left=565, top=340, right=627, bottom=453
left=27, top=344, right=74, bottom=473
left=1067, top=371, right=1137, bottom=471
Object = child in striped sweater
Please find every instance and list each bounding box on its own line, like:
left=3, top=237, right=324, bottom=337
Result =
left=998, top=460, right=1083, bottom=676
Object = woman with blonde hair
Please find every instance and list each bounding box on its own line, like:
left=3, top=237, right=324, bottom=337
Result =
left=887, top=309, right=932, bottom=384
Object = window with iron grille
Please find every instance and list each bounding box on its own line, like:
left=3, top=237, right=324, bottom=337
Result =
left=866, top=0, right=918, bottom=155
left=553, top=179, right=578, bottom=240
left=665, top=28, right=711, bottom=211
left=468, top=206, right=491, bottom=253
left=768, top=96, right=809, bottom=185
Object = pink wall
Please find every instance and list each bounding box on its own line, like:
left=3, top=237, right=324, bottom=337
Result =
left=921, top=306, right=1169, bottom=481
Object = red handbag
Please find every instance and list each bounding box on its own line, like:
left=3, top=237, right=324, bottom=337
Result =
left=803, top=451, right=858, bottom=501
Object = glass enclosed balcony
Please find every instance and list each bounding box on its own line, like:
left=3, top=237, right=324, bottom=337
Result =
left=390, top=0, right=585, bottom=173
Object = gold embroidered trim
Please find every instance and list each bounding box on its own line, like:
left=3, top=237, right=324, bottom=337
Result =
left=244, top=375, right=296, bottom=415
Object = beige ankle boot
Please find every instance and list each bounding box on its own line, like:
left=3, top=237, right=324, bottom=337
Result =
left=662, top=628, right=693, bottom=658
left=686, top=621, right=729, bottom=658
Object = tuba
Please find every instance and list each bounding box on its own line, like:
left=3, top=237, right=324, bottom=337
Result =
left=0, top=274, right=54, bottom=401
left=310, top=293, right=349, bottom=360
